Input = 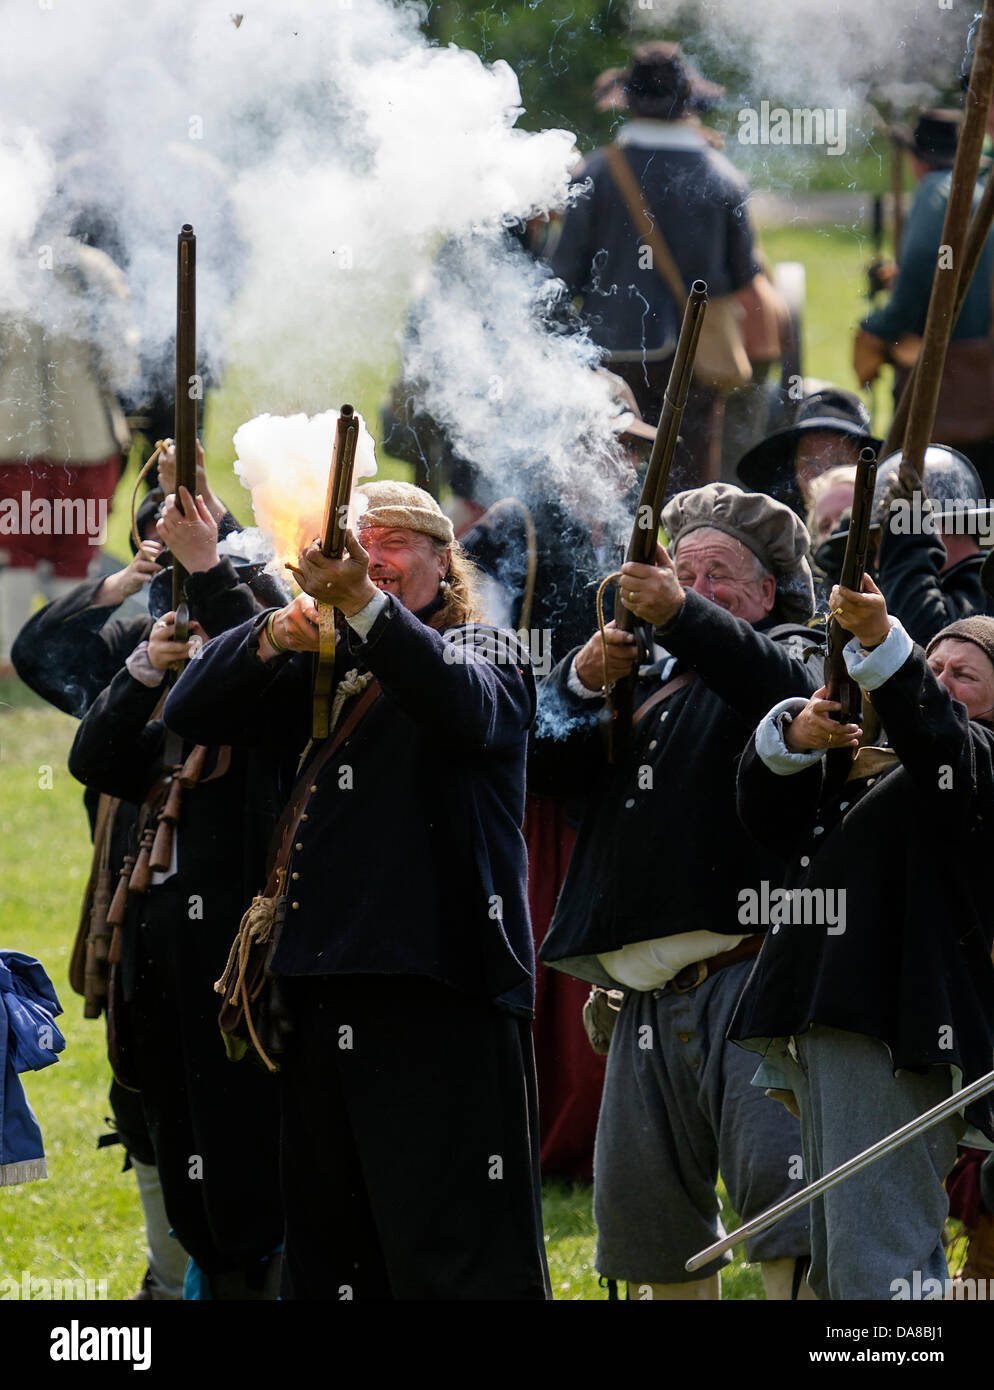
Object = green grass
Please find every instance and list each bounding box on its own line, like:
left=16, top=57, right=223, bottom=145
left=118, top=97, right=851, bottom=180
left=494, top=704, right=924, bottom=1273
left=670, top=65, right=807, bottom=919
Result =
left=0, top=217, right=923, bottom=1300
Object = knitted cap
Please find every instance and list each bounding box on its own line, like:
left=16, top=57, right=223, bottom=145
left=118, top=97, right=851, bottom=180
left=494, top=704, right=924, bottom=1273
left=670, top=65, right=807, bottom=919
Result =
left=356, top=480, right=455, bottom=545
left=662, top=481, right=815, bottom=623
left=925, top=616, right=994, bottom=673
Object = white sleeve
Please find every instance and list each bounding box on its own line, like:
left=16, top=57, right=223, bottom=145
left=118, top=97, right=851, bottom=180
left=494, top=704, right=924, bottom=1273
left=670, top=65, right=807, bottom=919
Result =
left=754, top=697, right=824, bottom=774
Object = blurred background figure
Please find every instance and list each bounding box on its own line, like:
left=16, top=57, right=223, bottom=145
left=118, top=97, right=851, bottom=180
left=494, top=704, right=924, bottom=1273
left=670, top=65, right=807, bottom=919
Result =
left=0, top=231, right=137, bottom=675
left=546, top=42, right=766, bottom=491
left=853, top=109, right=994, bottom=495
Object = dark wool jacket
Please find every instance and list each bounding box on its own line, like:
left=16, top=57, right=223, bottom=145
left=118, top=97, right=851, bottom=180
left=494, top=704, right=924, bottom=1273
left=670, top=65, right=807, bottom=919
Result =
left=11, top=559, right=264, bottom=719
left=162, top=594, right=539, bottom=1017
left=537, top=590, right=823, bottom=986
left=549, top=133, right=758, bottom=359
left=876, top=524, right=993, bottom=648
left=66, top=567, right=281, bottom=948
left=727, top=645, right=994, bottom=1140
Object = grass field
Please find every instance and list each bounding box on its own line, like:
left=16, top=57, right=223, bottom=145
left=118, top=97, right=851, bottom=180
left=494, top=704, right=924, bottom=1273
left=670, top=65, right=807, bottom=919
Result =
left=0, top=218, right=956, bottom=1301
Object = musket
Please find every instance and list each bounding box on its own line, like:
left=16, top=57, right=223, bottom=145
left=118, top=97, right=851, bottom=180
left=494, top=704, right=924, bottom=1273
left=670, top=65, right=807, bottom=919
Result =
left=879, top=162, right=994, bottom=461
left=686, top=1065, right=994, bottom=1273
left=606, top=280, right=708, bottom=764
left=172, top=224, right=198, bottom=648
left=824, top=446, right=877, bottom=734
left=311, top=404, right=360, bottom=740
left=885, top=0, right=994, bottom=488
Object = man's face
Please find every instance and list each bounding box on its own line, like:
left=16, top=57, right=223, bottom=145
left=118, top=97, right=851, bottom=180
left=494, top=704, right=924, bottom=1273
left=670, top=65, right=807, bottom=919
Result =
left=794, top=431, right=862, bottom=497
left=674, top=528, right=777, bottom=623
left=812, top=480, right=856, bottom=545
left=360, top=526, right=448, bottom=613
left=927, top=638, right=994, bottom=722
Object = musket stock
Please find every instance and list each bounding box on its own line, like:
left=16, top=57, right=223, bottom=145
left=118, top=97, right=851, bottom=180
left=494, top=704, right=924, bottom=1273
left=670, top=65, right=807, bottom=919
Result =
left=607, top=281, right=708, bottom=762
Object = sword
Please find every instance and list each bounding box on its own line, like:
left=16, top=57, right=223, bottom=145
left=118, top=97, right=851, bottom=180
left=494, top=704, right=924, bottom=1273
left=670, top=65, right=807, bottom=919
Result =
left=685, top=1065, right=994, bottom=1273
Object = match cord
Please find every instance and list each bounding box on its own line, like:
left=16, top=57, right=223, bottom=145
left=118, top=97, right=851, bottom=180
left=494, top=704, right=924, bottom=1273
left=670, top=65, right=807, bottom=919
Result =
left=595, top=570, right=624, bottom=704
left=129, top=439, right=169, bottom=553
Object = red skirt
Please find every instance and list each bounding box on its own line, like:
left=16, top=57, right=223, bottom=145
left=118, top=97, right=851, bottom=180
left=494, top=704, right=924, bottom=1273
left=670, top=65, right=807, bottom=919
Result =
left=524, top=792, right=605, bottom=1183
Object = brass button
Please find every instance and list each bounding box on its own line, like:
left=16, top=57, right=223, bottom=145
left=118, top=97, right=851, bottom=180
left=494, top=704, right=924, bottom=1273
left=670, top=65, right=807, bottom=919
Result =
left=310, top=784, right=318, bottom=793
left=291, top=872, right=299, bottom=881
left=678, top=1032, right=691, bottom=1043
left=301, top=813, right=309, bottom=822
left=295, top=842, right=303, bottom=852
left=291, top=901, right=300, bottom=910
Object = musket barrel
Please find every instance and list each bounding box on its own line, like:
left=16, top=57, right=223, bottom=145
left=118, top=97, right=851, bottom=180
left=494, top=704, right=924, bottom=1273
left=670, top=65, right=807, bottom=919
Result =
left=825, top=446, right=877, bottom=723
left=896, top=0, right=994, bottom=488
left=686, top=1065, right=994, bottom=1273
left=607, top=282, right=707, bottom=762
left=617, top=280, right=708, bottom=630
left=880, top=164, right=994, bottom=460
left=173, top=224, right=198, bottom=609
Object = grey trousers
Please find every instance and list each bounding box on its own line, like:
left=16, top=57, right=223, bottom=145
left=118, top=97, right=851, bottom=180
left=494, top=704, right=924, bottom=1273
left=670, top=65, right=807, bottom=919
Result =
left=774, top=1026, right=962, bottom=1301
left=594, top=961, right=811, bottom=1284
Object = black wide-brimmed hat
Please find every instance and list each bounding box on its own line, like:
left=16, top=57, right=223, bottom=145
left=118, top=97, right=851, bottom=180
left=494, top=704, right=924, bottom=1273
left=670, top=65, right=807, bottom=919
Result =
left=891, top=109, right=961, bottom=170
left=736, top=389, right=881, bottom=515
left=624, top=42, right=724, bottom=120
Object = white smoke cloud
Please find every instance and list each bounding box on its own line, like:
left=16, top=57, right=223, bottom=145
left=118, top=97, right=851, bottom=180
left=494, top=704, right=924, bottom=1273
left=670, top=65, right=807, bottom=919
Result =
left=638, top=0, right=972, bottom=113
left=0, top=0, right=634, bottom=548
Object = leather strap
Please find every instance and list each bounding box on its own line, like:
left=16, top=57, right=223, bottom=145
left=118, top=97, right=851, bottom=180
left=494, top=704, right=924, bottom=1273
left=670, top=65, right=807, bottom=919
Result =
left=264, top=681, right=381, bottom=887
left=668, top=932, right=764, bottom=994
left=633, top=670, right=697, bottom=726
left=603, top=144, right=688, bottom=305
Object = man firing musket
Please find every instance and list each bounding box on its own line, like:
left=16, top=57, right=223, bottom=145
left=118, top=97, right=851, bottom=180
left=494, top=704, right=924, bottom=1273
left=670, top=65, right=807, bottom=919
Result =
left=164, top=460, right=552, bottom=1300
left=535, top=289, right=826, bottom=1298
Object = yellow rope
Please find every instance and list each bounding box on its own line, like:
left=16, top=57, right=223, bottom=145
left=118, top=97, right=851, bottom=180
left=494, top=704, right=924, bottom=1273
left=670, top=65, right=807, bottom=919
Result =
left=595, top=570, right=624, bottom=699
left=129, top=439, right=169, bottom=553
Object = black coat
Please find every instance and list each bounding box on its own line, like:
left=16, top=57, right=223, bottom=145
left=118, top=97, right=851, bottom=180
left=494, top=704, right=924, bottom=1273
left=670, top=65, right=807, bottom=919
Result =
left=537, top=590, right=823, bottom=985
left=876, top=525, right=993, bottom=647
left=727, top=644, right=994, bottom=1139
left=549, top=137, right=758, bottom=358
left=163, top=595, right=539, bottom=1017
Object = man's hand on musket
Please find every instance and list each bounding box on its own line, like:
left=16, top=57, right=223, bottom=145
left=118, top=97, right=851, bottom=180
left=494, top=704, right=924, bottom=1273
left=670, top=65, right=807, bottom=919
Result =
left=828, top=573, right=890, bottom=649
left=574, top=621, right=639, bottom=692
left=286, top=528, right=378, bottom=618
left=156, top=486, right=219, bottom=574
left=784, top=685, right=862, bottom=753
left=619, top=543, right=686, bottom=628
left=148, top=612, right=207, bottom=671
left=258, top=595, right=321, bottom=661
left=96, top=540, right=164, bottom=607
left=157, top=439, right=226, bottom=524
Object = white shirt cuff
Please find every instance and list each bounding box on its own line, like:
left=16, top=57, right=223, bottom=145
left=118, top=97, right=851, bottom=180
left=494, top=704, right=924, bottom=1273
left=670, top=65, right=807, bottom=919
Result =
left=842, top=617, right=913, bottom=690
left=755, top=697, right=824, bottom=774
left=125, top=641, right=165, bottom=688
left=566, top=655, right=604, bottom=700
left=344, top=589, right=388, bottom=640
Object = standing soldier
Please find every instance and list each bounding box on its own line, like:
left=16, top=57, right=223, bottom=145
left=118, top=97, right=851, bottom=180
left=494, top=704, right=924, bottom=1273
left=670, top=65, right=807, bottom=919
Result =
left=164, top=480, right=552, bottom=1301
left=538, top=483, right=821, bottom=1299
